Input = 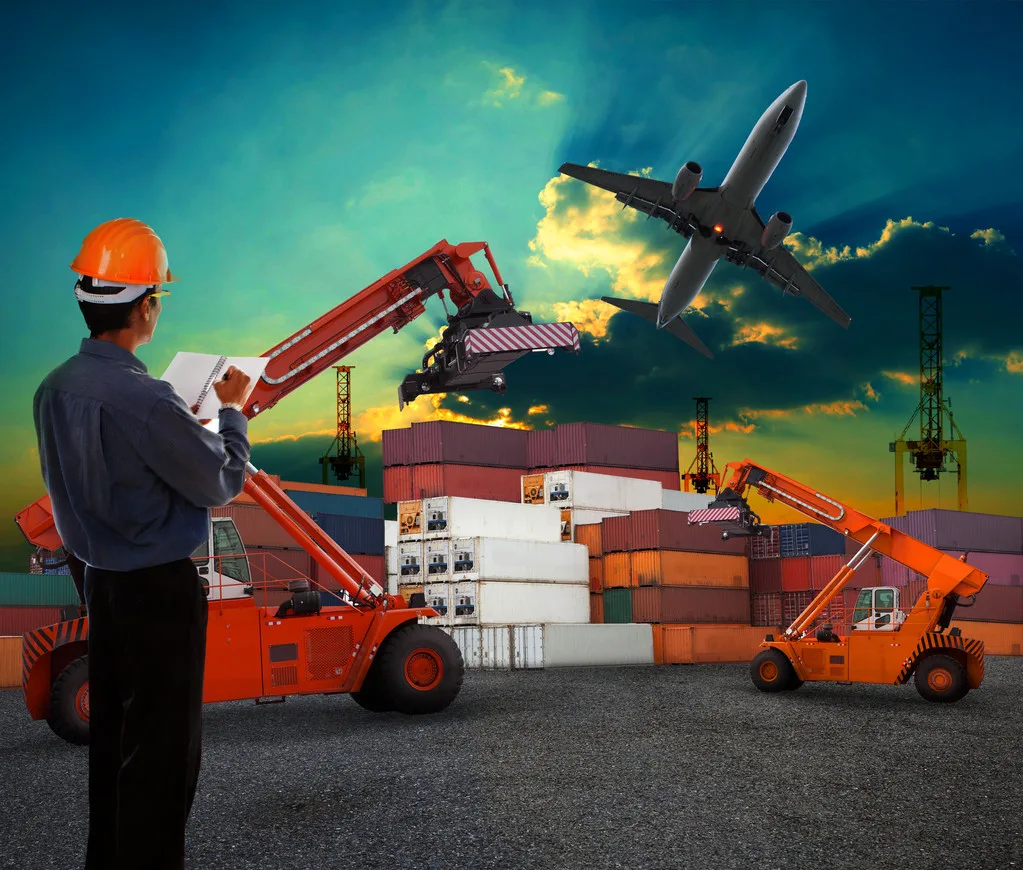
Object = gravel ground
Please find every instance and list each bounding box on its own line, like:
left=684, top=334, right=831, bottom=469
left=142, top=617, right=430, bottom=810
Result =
left=1, top=659, right=1022, bottom=870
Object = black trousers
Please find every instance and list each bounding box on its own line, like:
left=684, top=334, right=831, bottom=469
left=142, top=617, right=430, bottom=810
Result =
left=83, top=557, right=208, bottom=870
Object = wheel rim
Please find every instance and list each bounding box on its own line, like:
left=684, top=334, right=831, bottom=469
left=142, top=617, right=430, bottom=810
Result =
left=404, top=648, right=443, bottom=691
left=75, top=683, right=90, bottom=722
left=759, top=661, right=779, bottom=682
left=927, top=667, right=953, bottom=692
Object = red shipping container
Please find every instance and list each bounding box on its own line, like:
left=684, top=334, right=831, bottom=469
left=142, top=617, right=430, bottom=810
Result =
left=750, top=527, right=781, bottom=560
left=383, top=466, right=413, bottom=503
left=211, top=504, right=301, bottom=549
left=809, top=555, right=844, bottom=591
left=553, top=423, right=679, bottom=471
left=751, top=593, right=783, bottom=627
left=750, top=559, right=783, bottom=594
left=780, top=557, right=812, bottom=592
left=603, top=510, right=748, bottom=555
left=953, top=585, right=1023, bottom=624
left=778, top=590, right=846, bottom=627
left=381, top=427, right=413, bottom=467
left=630, top=586, right=750, bottom=624
left=589, top=593, right=604, bottom=624
left=526, top=428, right=558, bottom=469
left=410, top=421, right=529, bottom=468
left=410, top=464, right=524, bottom=502
left=0, top=606, right=63, bottom=635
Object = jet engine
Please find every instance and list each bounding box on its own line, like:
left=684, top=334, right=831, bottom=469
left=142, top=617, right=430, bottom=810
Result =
left=761, top=211, right=793, bottom=249
left=671, top=161, right=702, bottom=202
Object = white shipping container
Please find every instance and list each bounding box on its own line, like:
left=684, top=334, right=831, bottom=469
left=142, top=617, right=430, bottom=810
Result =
left=542, top=624, right=655, bottom=667
left=440, top=625, right=544, bottom=669
left=422, top=497, right=562, bottom=542
left=397, top=541, right=423, bottom=578
left=424, top=540, right=452, bottom=579
left=450, top=579, right=589, bottom=625
left=559, top=508, right=629, bottom=542
left=421, top=582, right=452, bottom=626
left=384, top=520, right=399, bottom=547
left=449, top=537, right=588, bottom=583
left=542, top=470, right=663, bottom=512
left=385, top=545, right=399, bottom=595
left=661, top=490, right=715, bottom=512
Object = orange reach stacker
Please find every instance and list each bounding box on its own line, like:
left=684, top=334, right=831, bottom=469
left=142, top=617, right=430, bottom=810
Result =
left=687, top=459, right=989, bottom=704
left=15, top=239, right=581, bottom=744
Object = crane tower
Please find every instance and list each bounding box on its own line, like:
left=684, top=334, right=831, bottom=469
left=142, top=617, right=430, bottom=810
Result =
left=320, top=366, right=366, bottom=489
left=683, top=397, right=720, bottom=494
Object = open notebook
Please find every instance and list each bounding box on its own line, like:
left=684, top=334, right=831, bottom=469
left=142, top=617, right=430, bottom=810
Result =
left=160, top=352, right=269, bottom=427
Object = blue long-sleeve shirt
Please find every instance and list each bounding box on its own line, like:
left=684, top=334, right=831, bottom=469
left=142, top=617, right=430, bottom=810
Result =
left=33, top=338, right=251, bottom=572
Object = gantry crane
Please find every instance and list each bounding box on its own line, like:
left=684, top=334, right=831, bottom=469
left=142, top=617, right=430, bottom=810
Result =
left=683, top=397, right=720, bottom=494
left=320, top=366, right=366, bottom=488
left=889, top=285, right=967, bottom=515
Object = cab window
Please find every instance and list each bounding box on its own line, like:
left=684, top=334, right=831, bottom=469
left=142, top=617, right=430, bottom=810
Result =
left=852, top=589, right=872, bottom=624
left=212, top=520, right=251, bottom=584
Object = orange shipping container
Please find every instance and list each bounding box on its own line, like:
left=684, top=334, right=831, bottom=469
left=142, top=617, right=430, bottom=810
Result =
left=950, top=620, right=1022, bottom=656
left=0, top=636, right=20, bottom=688
left=574, top=523, right=603, bottom=557
left=383, top=466, right=413, bottom=503
left=589, top=558, right=604, bottom=593
left=652, top=624, right=781, bottom=665
left=589, top=593, right=604, bottom=624
left=631, top=551, right=749, bottom=588
left=603, top=553, right=631, bottom=588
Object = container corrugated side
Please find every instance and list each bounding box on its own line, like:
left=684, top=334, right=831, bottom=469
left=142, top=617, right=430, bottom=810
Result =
left=546, top=465, right=679, bottom=490
left=313, top=513, right=385, bottom=555
left=544, top=470, right=662, bottom=512
left=0, top=606, right=64, bottom=636
left=631, top=586, right=750, bottom=624
left=411, top=464, right=526, bottom=503
left=651, top=625, right=693, bottom=665
left=526, top=428, right=558, bottom=469
left=421, top=497, right=562, bottom=542
left=0, top=636, right=22, bottom=688
left=779, top=523, right=846, bottom=557
left=751, top=560, right=783, bottom=594
left=464, top=625, right=543, bottom=669
left=286, top=490, right=383, bottom=519
left=937, top=551, right=1023, bottom=586
left=882, top=509, right=1023, bottom=553
left=574, top=522, right=603, bottom=557
left=554, top=422, right=679, bottom=471
left=661, top=490, right=714, bottom=512
left=752, top=593, right=783, bottom=626
left=750, top=527, right=781, bottom=559
left=211, top=504, right=299, bottom=549
left=588, top=559, right=603, bottom=593
left=542, top=623, right=654, bottom=667
left=410, top=420, right=529, bottom=468
left=560, top=508, right=628, bottom=543
left=383, top=466, right=413, bottom=503
left=381, top=427, right=413, bottom=467
left=949, top=620, right=1022, bottom=655
left=589, top=593, right=604, bottom=623
left=689, top=624, right=777, bottom=663
left=602, top=588, right=633, bottom=623
left=447, top=580, right=589, bottom=625
left=444, top=538, right=588, bottom=583
left=0, top=573, right=79, bottom=607
left=951, top=585, right=1023, bottom=623
left=602, top=553, right=631, bottom=589
left=630, top=551, right=749, bottom=588
left=780, top=557, right=812, bottom=592
left=603, top=511, right=748, bottom=555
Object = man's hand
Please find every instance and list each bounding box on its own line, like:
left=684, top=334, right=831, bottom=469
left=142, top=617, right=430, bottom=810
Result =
left=213, top=365, right=254, bottom=407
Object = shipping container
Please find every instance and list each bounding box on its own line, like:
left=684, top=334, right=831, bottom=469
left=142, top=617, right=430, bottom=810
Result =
left=553, top=422, right=679, bottom=471
left=631, top=586, right=751, bottom=624
left=526, top=428, right=558, bottom=469
left=438, top=625, right=545, bottom=670
left=411, top=464, right=526, bottom=503
left=445, top=537, right=588, bottom=584
left=951, top=585, right=1023, bottom=624
left=882, top=509, right=1023, bottom=553
left=0, top=606, right=64, bottom=636
left=397, top=542, right=423, bottom=578
left=778, top=523, right=847, bottom=557
left=443, top=580, right=589, bottom=626
left=574, top=522, right=603, bottom=558
left=285, top=490, right=383, bottom=519
left=420, top=497, right=562, bottom=542
left=808, top=554, right=846, bottom=591
left=602, top=510, right=748, bottom=555
left=750, top=527, right=781, bottom=560
left=409, top=420, right=529, bottom=468
left=777, top=591, right=845, bottom=627
left=589, top=558, right=604, bottom=593
left=949, top=620, right=1022, bottom=656
left=0, top=573, right=79, bottom=607
left=752, top=593, right=783, bottom=627
left=751, top=559, right=784, bottom=594
left=231, top=476, right=367, bottom=504
left=603, top=588, right=633, bottom=624
left=211, top=504, right=299, bottom=549
left=653, top=624, right=779, bottom=665
left=542, top=624, right=654, bottom=667
left=546, top=465, right=680, bottom=490
left=1, top=636, right=22, bottom=688
left=935, top=551, right=1023, bottom=586
left=603, top=553, right=632, bottom=589
left=558, top=508, right=629, bottom=543
left=630, top=551, right=749, bottom=588
left=244, top=548, right=313, bottom=587
left=536, top=469, right=663, bottom=512
left=385, top=521, right=398, bottom=548
left=313, top=513, right=385, bottom=555
left=398, top=500, right=422, bottom=538
left=424, top=540, right=451, bottom=578
left=589, top=593, right=604, bottom=623
left=420, top=582, right=452, bottom=625
left=661, top=490, right=714, bottom=512
left=780, top=557, right=812, bottom=592
left=383, top=466, right=413, bottom=503
left=381, top=426, right=413, bottom=467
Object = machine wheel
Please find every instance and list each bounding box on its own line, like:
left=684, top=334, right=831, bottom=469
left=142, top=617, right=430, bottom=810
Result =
left=47, top=655, right=90, bottom=745
left=914, top=654, right=968, bottom=703
left=373, top=624, right=464, bottom=714
left=349, top=666, right=394, bottom=713
left=750, top=649, right=799, bottom=693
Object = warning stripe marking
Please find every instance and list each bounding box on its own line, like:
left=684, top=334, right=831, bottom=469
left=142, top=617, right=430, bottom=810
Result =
left=464, top=323, right=580, bottom=355
left=895, top=631, right=985, bottom=685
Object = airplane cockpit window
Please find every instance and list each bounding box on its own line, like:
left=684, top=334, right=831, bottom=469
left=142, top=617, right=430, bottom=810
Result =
left=776, top=105, right=793, bottom=128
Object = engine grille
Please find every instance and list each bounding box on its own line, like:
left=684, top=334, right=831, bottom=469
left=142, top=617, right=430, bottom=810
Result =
left=304, top=625, right=354, bottom=681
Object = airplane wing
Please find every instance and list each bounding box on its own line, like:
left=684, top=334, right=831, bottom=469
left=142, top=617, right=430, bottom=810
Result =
left=558, top=163, right=719, bottom=234
left=740, top=207, right=852, bottom=328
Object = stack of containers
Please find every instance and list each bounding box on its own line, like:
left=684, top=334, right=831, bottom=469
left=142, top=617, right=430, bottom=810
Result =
left=591, top=509, right=774, bottom=663
left=1, top=572, right=81, bottom=687
left=394, top=495, right=589, bottom=627
left=880, top=509, right=1023, bottom=655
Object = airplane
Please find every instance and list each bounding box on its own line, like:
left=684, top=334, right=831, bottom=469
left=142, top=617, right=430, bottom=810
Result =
left=558, top=80, right=850, bottom=358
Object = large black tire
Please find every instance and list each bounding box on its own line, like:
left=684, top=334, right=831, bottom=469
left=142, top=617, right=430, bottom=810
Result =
left=750, top=649, right=799, bottom=693
left=48, top=655, right=90, bottom=745
left=349, top=664, right=394, bottom=713
left=914, top=653, right=969, bottom=703
left=369, top=624, right=464, bottom=714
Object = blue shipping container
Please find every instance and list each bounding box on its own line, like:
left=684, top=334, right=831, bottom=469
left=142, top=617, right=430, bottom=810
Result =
left=313, top=513, right=386, bottom=555
left=779, top=523, right=846, bottom=557
left=320, top=591, right=351, bottom=607
left=285, top=490, right=383, bottom=519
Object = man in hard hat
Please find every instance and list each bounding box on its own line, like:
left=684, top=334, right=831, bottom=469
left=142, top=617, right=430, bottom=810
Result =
left=32, top=218, right=254, bottom=870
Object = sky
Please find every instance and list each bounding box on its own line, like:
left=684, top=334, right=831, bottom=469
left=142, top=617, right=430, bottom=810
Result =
left=2, top=0, right=1022, bottom=571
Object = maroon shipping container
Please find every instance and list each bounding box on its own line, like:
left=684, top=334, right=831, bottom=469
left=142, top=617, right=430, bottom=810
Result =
left=381, top=427, right=413, bottom=467
left=211, top=504, right=299, bottom=549
left=409, top=421, right=528, bottom=468
left=245, top=547, right=314, bottom=586
left=554, top=423, right=680, bottom=471
left=410, top=464, right=524, bottom=502
left=750, top=527, right=781, bottom=560
left=603, top=510, right=748, bottom=555
left=952, top=585, right=1023, bottom=624
left=938, top=551, right=1023, bottom=586
left=751, top=559, right=783, bottom=594
left=0, top=606, right=63, bottom=635
left=383, top=466, right=413, bottom=503
left=881, top=509, right=1023, bottom=554
left=752, top=593, right=783, bottom=627
left=631, top=586, right=750, bottom=624
left=526, top=428, right=558, bottom=469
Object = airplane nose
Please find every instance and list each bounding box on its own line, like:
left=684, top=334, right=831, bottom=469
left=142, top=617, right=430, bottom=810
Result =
left=791, top=80, right=807, bottom=103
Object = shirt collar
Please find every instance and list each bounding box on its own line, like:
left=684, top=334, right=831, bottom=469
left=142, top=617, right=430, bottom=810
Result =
left=78, top=338, right=148, bottom=374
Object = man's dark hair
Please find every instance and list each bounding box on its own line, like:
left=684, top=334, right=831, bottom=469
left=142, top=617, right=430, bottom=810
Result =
left=77, top=276, right=156, bottom=337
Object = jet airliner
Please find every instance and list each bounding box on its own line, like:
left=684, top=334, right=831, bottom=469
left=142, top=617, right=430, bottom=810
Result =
left=558, top=80, right=850, bottom=358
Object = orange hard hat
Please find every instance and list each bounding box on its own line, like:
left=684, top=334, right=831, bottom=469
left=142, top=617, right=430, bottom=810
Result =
left=70, top=218, right=177, bottom=285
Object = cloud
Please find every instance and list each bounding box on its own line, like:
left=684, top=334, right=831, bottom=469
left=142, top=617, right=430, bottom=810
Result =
left=353, top=394, right=531, bottom=443
left=483, top=66, right=525, bottom=104
left=537, top=90, right=566, bottom=106
left=481, top=64, right=565, bottom=109
left=550, top=298, right=618, bottom=341
left=971, top=227, right=1009, bottom=249
left=527, top=404, right=549, bottom=415
left=730, top=321, right=799, bottom=350
left=1006, top=353, right=1023, bottom=374
left=882, top=370, right=916, bottom=386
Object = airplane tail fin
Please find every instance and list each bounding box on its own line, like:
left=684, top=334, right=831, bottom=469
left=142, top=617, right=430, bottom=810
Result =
left=601, top=296, right=714, bottom=358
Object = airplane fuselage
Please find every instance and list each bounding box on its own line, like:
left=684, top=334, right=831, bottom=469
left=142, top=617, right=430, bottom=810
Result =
left=656, top=80, right=807, bottom=327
